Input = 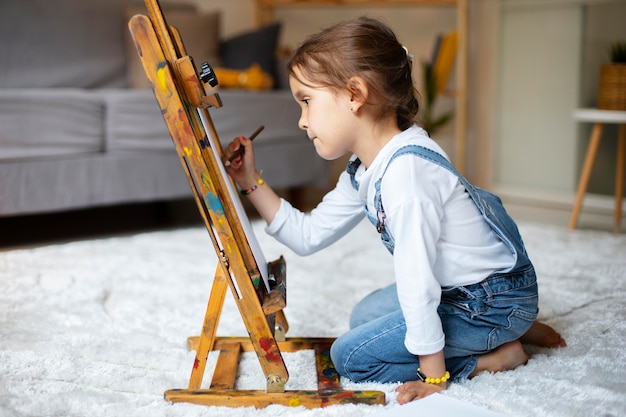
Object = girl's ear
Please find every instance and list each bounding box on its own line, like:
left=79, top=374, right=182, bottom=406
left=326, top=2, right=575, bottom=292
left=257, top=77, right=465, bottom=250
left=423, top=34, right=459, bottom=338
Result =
left=346, top=76, right=368, bottom=112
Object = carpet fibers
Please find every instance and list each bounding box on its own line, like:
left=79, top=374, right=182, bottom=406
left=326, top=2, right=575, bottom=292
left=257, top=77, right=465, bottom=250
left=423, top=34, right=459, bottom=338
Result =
left=1, top=220, right=625, bottom=417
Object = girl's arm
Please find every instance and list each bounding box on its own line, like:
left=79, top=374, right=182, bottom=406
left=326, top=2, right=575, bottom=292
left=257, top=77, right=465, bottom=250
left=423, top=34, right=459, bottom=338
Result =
left=224, top=135, right=365, bottom=255
left=224, top=135, right=281, bottom=224
left=382, top=157, right=451, bottom=402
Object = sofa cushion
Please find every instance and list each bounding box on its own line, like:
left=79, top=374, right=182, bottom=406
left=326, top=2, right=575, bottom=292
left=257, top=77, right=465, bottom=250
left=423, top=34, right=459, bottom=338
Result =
left=0, top=89, right=104, bottom=160
left=102, top=90, right=172, bottom=151
left=0, top=152, right=191, bottom=216
left=125, top=5, right=222, bottom=90
left=102, top=88, right=327, bottom=190
left=0, top=0, right=127, bottom=88
left=102, top=89, right=306, bottom=151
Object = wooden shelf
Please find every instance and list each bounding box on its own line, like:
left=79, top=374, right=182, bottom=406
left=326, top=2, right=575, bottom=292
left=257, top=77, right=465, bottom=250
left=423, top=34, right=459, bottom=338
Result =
left=256, top=0, right=468, bottom=173
left=257, top=0, right=457, bottom=6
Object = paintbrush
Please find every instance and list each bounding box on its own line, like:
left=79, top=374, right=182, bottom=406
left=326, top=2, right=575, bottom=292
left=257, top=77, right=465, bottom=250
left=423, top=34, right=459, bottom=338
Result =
left=224, top=125, right=264, bottom=166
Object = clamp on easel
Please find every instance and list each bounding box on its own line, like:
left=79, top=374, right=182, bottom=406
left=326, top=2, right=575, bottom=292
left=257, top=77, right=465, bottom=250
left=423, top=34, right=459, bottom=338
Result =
left=128, top=0, right=386, bottom=408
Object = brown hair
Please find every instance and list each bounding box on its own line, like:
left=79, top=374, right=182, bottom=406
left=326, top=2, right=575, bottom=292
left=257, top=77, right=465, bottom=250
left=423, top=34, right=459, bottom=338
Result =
left=287, top=17, right=419, bottom=131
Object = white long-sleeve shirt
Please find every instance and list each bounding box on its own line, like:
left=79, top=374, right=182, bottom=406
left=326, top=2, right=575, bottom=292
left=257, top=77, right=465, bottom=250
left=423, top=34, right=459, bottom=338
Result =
left=266, top=125, right=514, bottom=355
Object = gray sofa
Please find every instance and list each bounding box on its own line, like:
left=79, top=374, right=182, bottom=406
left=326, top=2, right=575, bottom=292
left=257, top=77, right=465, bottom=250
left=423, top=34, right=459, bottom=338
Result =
left=0, top=0, right=328, bottom=217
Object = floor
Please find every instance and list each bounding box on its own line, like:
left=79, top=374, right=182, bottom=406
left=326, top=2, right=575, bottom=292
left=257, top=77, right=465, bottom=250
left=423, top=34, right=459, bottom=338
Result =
left=0, top=199, right=203, bottom=250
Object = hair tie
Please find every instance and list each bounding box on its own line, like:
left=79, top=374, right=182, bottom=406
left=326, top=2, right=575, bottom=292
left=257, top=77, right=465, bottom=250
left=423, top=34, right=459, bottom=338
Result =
left=402, top=46, right=414, bottom=65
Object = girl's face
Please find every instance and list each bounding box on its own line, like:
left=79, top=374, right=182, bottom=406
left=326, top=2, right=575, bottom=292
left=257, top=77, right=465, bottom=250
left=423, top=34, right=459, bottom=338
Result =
left=289, top=67, right=356, bottom=161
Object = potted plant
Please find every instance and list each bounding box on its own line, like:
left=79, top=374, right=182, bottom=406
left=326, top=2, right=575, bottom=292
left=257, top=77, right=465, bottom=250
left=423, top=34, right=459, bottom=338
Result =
left=419, top=59, right=453, bottom=137
left=598, top=41, right=626, bottom=110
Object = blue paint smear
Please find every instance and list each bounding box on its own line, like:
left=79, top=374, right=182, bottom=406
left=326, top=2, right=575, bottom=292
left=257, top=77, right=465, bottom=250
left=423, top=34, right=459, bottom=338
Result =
left=204, top=192, right=224, bottom=215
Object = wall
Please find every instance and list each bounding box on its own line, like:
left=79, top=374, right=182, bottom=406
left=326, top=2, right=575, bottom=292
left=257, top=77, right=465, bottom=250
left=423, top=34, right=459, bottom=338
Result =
left=456, top=0, right=626, bottom=231
left=176, top=0, right=626, bottom=229
left=464, top=0, right=499, bottom=188
left=486, top=0, right=626, bottom=230
left=275, top=4, right=459, bottom=154
left=496, top=2, right=583, bottom=192
left=495, top=0, right=626, bottom=195
left=168, top=0, right=257, bottom=37
left=580, top=2, right=626, bottom=195
left=176, top=0, right=459, bottom=155
left=179, top=0, right=457, bottom=72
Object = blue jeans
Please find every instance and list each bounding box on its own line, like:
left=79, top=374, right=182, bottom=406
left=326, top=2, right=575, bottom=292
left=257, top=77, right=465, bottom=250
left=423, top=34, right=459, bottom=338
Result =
left=330, top=266, right=538, bottom=383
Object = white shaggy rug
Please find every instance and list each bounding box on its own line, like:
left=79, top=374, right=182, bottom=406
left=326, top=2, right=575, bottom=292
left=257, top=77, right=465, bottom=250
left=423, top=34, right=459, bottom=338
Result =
left=1, top=219, right=625, bottom=417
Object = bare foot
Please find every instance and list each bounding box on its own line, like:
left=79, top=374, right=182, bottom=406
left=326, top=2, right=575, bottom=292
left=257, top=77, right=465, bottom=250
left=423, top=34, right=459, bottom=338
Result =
left=520, top=321, right=567, bottom=348
left=470, top=340, right=529, bottom=378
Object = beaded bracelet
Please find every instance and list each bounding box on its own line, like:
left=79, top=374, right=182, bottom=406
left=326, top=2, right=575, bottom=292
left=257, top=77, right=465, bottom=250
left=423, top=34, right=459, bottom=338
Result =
left=240, top=177, right=264, bottom=196
left=416, top=368, right=451, bottom=385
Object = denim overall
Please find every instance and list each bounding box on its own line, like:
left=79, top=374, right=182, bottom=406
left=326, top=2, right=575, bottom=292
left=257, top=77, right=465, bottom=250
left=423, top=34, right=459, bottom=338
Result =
left=334, top=145, right=539, bottom=383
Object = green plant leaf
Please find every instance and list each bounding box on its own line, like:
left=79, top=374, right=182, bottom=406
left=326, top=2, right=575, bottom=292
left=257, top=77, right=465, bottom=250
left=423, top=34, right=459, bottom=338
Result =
left=609, top=42, right=626, bottom=63
left=419, top=59, right=454, bottom=136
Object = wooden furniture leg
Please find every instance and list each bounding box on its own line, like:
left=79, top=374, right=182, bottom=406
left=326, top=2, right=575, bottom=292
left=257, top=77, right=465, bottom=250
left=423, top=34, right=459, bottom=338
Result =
left=569, top=123, right=604, bottom=230
left=614, top=124, right=626, bottom=233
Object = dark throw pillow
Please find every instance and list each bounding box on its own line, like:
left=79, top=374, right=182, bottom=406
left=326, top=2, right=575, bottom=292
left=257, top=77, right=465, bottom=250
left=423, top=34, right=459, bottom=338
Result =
left=220, top=23, right=281, bottom=88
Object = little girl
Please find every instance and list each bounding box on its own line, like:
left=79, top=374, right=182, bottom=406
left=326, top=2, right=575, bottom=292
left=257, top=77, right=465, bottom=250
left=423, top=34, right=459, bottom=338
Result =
left=225, top=17, right=565, bottom=404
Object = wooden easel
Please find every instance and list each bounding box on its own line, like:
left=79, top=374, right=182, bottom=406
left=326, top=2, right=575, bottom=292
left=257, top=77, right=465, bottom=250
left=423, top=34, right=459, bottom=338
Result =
left=128, top=0, right=385, bottom=409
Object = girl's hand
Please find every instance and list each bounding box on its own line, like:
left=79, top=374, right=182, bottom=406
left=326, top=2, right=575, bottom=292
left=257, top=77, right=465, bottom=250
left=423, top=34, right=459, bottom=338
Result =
left=223, top=135, right=258, bottom=189
left=223, top=134, right=282, bottom=224
left=395, top=380, right=445, bottom=404
left=396, top=351, right=447, bottom=403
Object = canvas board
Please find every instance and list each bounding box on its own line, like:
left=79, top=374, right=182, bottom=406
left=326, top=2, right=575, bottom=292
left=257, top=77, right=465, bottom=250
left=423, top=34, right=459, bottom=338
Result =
left=197, top=109, right=270, bottom=291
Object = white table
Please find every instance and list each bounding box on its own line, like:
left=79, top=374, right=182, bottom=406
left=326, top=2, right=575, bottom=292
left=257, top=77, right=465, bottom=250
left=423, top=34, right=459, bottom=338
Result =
left=569, top=108, right=626, bottom=233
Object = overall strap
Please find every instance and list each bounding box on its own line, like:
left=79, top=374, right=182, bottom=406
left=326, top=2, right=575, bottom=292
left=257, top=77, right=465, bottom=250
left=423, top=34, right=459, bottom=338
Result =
left=346, top=157, right=362, bottom=191
left=381, top=145, right=524, bottom=258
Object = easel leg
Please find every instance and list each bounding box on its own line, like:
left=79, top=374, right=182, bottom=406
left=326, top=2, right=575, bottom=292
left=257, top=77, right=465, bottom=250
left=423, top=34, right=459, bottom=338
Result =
left=167, top=337, right=386, bottom=408
left=314, top=341, right=341, bottom=391
left=131, top=0, right=386, bottom=408
left=188, top=265, right=229, bottom=389
left=210, top=341, right=241, bottom=390
left=274, top=310, right=289, bottom=342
